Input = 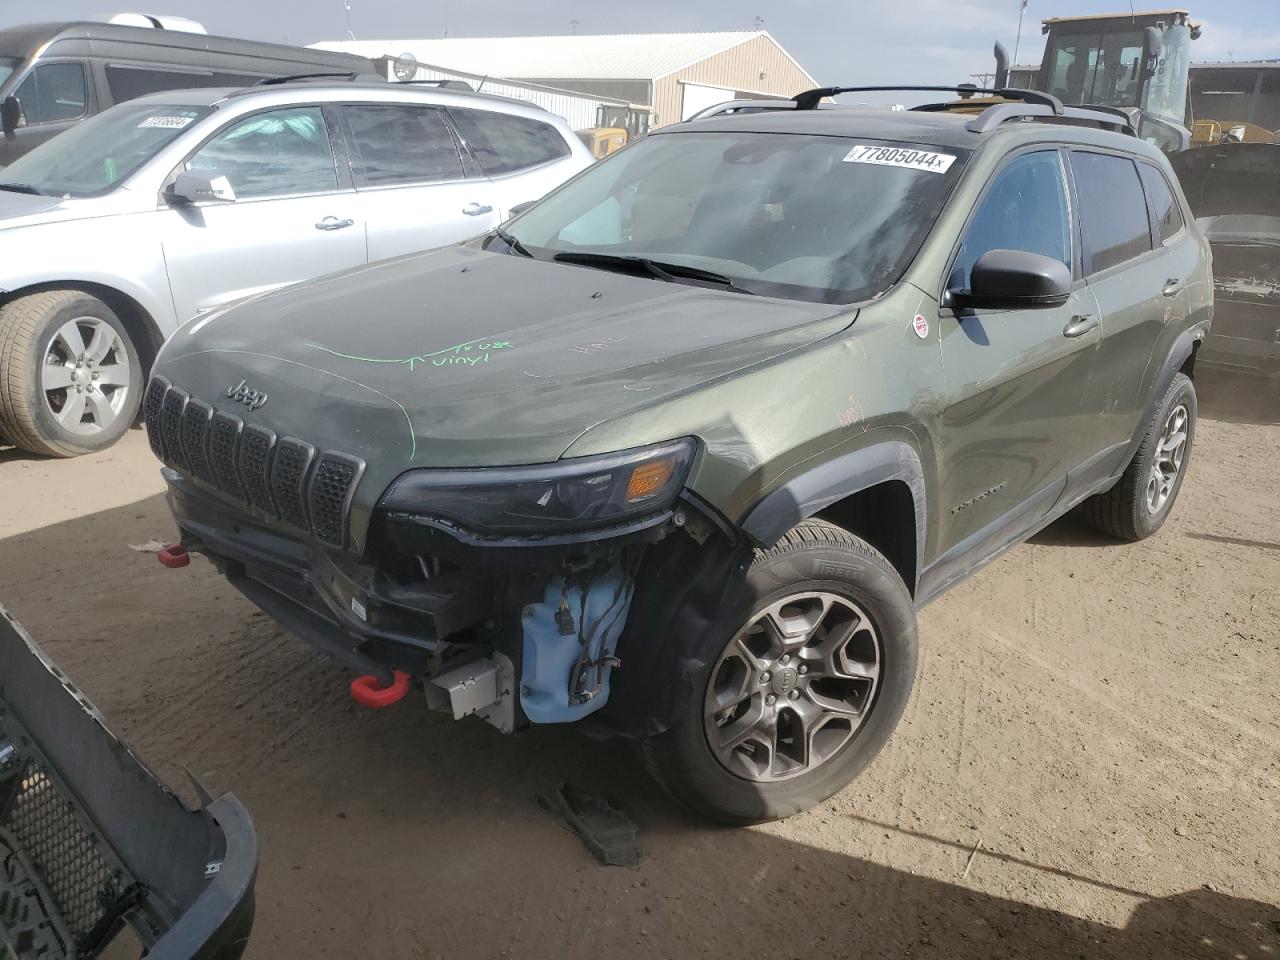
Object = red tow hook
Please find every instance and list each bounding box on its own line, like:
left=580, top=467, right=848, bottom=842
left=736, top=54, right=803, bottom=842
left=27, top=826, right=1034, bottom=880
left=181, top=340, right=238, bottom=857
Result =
left=350, top=671, right=411, bottom=708
left=157, top=544, right=190, bottom=569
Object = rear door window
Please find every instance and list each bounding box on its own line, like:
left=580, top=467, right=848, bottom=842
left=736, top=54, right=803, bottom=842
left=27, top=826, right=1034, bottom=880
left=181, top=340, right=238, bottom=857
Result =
left=13, top=62, right=88, bottom=124
left=342, top=104, right=465, bottom=186
left=450, top=108, right=570, bottom=176
left=951, top=150, right=1073, bottom=290
left=1071, top=151, right=1154, bottom=273
left=1138, top=163, right=1185, bottom=244
left=187, top=106, right=339, bottom=199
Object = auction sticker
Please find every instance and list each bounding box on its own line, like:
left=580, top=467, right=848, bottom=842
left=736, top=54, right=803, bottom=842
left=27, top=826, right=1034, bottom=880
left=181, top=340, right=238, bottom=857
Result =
left=912, top=314, right=930, bottom=339
left=138, top=115, right=195, bottom=129
left=843, top=144, right=957, bottom=174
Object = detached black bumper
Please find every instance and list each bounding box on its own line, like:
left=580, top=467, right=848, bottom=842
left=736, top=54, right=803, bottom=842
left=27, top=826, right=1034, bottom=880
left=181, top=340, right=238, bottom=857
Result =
left=0, top=606, right=256, bottom=960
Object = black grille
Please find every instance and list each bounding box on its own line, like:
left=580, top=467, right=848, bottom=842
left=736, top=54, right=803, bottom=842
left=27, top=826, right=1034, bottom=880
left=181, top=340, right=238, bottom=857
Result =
left=142, top=376, right=169, bottom=461
left=159, top=388, right=189, bottom=472
left=239, top=425, right=277, bottom=516
left=144, top=376, right=363, bottom=546
left=209, top=412, right=246, bottom=501
left=3, top=762, right=119, bottom=945
left=181, top=399, right=215, bottom=487
left=309, top=453, right=364, bottom=547
left=271, top=438, right=315, bottom=531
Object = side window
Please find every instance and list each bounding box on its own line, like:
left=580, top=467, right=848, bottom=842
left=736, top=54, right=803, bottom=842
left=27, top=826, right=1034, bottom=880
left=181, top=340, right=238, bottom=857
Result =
left=951, top=150, right=1072, bottom=290
left=187, top=107, right=338, bottom=199
left=1071, top=151, right=1154, bottom=273
left=1138, top=163, right=1185, bottom=244
left=450, top=108, right=571, bottom=176
left=106, top=65, right=220, bottom=103
left=13, top=62, right=88, bottom=125
left=342, top=105, right=464, bottom=186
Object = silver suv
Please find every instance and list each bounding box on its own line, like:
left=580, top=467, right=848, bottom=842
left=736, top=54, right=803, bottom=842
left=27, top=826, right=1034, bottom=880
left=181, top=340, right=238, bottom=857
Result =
left=0, top=79, right=593, bottom=456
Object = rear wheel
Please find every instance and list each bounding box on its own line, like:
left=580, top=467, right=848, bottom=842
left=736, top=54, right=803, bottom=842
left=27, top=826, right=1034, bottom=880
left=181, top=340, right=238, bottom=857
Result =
left=641, top=519, right=918, bottom=824
left=1078, top=372, right=1196, bottom=541
left=0, top=290, right=141, bottom=457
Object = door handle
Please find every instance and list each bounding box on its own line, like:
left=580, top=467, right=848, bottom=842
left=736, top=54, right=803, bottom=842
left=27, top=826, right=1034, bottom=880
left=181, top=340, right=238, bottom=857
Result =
left=1162, top=277, right=1184, bottom=298
left=315, top=216, right=354, bottom=231
left=1063, top=314, right=1099, bottom=338
left=462, top=202, right=494, bottom=216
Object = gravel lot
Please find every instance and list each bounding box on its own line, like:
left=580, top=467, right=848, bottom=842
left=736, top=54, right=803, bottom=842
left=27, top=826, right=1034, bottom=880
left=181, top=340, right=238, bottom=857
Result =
left=1, top=369, right=1276, bottom=960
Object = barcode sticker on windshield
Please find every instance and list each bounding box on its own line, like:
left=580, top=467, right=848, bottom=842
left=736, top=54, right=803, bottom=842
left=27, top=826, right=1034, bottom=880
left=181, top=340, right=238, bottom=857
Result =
left=842, top=144, right=957, bottom=174
left=138, top=116, right=194, bottom=129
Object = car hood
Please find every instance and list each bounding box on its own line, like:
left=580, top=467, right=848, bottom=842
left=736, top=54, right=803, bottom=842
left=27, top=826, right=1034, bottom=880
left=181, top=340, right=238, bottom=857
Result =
left=0, top=189, right=120, bottom=230
left=156, top=244, right=852, bottom=544
left=160, top=244, right=852, bottom=466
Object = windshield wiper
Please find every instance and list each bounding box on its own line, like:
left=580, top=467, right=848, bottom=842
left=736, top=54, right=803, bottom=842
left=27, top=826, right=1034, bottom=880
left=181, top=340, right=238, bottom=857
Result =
left=492, top=227, right=534, bottom=258
left=552, top=251, right=755, bottom=295
left=0, top=182, right=45, bottom=196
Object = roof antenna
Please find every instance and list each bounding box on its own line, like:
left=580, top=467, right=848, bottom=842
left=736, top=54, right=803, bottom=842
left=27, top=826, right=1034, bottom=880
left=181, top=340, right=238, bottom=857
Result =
left=752, top=15, right=765, bottom=31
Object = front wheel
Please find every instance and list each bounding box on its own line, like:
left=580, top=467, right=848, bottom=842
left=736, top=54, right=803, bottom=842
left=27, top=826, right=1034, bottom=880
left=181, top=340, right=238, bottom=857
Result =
left=0, top=290, right=141, bottom=457
left=640, top=520, right=918, bottom=824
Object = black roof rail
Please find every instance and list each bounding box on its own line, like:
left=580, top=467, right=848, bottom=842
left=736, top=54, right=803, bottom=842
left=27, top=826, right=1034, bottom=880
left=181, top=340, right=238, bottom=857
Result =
left=685, top=98, right=798, bottom=121
left=965, top=101, right=1136, bottom=136
left=791, top=85, right=1064, bottom=113
left=255, top=71, right=361, bottom=85
left=394, top=78, right=475, bottom=91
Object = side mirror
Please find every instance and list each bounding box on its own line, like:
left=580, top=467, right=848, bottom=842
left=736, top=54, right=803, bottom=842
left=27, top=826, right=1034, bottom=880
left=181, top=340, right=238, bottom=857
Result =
left=949, top=249, right=1072, bottom=311
left=167, top=169, right=236, bottom=205
left=508, top=200, right=537, bottom=217
left=1142, top=26, right=1163, bottom=74
left=1, top=96, right=22, bottom=139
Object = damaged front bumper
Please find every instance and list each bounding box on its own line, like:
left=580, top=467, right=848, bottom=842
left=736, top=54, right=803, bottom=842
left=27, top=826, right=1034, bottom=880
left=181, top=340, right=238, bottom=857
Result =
left=0, top=605, right=256, bottom=960
left=163, top=470, right=660, bottom=730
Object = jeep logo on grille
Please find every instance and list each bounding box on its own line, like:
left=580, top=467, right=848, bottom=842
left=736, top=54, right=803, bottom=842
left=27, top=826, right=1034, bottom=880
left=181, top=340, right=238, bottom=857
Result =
left=226, top=379, right=268, bottom=411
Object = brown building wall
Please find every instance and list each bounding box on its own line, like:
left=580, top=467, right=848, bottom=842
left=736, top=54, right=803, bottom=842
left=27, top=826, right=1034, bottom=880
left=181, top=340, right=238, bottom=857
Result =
left=651, top=34, right=816, bottom=127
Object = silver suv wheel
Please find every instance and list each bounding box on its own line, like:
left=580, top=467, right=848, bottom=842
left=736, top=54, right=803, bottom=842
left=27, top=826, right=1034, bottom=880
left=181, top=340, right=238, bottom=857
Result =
left=42, top=317, right=133, bottom=437
left=1145, top=402, right=1188, bottom=514
left=704, top=591, right=881, bottom=782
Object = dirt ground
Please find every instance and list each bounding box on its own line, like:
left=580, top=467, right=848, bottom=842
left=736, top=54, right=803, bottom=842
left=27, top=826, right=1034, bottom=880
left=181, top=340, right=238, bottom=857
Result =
left=1, top=368, right=1277, bottom=960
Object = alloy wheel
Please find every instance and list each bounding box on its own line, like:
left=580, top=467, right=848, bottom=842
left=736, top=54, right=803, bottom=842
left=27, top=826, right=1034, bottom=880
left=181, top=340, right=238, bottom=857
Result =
left=41, top=317, right=132, bottom=437
left=1146, top=403, right=1188, bottom=514
left=704, top=592, right=882, bottom=782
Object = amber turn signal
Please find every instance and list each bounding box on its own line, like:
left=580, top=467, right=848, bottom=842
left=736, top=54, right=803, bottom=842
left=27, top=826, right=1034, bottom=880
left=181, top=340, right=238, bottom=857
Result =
left=625, top=457, right=676, bottom=502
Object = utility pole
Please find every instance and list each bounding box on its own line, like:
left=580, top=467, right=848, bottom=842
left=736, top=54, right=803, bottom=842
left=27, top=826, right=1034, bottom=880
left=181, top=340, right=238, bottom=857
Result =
left=570, top=19, right=580, bottom=35
left=752, top=15, right=765, bottom=31
left=344, top=0, right=354, bottom=40
left=1012, top=0, right=1029, bottom=69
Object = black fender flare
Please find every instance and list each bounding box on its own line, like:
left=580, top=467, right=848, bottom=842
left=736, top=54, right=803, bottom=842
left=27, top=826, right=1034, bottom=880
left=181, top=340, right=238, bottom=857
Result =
left=1123, top=321, right=1209, bottom=466
left=738, top=440, right=926, bottom=591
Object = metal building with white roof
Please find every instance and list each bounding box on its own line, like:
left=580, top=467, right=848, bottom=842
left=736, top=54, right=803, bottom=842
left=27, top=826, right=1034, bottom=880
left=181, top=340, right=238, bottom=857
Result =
left=313, top=31, right=818, bottom=127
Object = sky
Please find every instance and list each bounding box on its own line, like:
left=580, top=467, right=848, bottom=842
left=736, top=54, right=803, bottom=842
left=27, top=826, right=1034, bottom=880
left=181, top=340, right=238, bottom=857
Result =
left=2, top=0, right=1277, bottom=92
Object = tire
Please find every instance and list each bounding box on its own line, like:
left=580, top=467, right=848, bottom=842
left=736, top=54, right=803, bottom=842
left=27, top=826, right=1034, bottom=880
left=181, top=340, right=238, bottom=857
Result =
left=1078, top=372, right=1196, bottom=541
left=640, top=519, right=918, bottom=824
left=0, top=290, right=142, bottom=458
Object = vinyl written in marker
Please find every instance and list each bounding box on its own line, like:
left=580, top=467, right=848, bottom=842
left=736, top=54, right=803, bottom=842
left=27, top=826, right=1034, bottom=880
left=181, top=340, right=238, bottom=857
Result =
left=843, top=144, right=957, bottom=174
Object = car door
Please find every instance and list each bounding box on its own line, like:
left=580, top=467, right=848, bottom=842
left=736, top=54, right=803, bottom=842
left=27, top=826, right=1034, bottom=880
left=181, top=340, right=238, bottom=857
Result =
left=934, top=148, right=1103, bottom=561
left=341, top=102, right=499, bottom=262
left=1, top=61, right=90, bottom=165
left=1069, top=151, right=1190, bottom=462
left=447, top=106, right=584, bottom=218
left=160, top=105, right=367, bottom=323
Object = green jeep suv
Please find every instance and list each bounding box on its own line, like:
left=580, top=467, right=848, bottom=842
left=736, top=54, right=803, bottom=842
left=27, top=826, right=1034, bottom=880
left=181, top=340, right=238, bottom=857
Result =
left=143, top=87, right=1212, bottom=823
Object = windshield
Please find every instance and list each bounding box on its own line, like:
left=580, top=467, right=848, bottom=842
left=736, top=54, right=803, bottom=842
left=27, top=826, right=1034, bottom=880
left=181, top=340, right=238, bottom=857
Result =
left=1044, top=29, right=1146, bottom=109
left=0, top=101, right=213, bottom=197
left=0, top=57, right=17, bottom=89
left=505, top=131, right=969, bottom=304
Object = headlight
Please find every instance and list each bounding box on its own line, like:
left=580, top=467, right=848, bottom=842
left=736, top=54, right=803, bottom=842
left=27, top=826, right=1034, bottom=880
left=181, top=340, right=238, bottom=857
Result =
left=379, top=439, right=696, bottom=536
